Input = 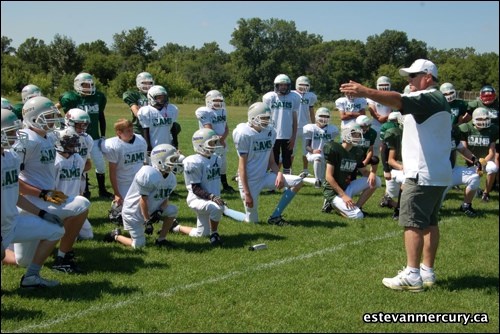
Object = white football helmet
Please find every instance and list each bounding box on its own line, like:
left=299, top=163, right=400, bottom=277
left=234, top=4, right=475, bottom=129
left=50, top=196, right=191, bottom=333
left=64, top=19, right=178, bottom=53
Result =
left=341, top=122, right=364, bottom=146
left=355, top=115, right=372, bottom=133
left=74, top=73, right=96, bottom=96
left=1, top=108, right=27, bottom=148
left=65, top=108, right=90, bottom=133
left=1, top=97, right=12, bottom=110
left=296, top=76, right=311, bottom=93
left=248, top=102, right=272, bottom=130
left=439, top=82, right=456, bottom=103
left=192, top=128, right=223, bottom=156
left=55, top=127, right=81, bottom=154
left=274, top=74, right=291, bottom=95
left=315, top=107, right=330, bottom=126
left=472, top=107, right=491, bottom=129
left=21, top=84, right=42, bottom=103
left=22, top=96, right=64, bottom=132
left=147, top=85, right=168, bottom=109
left=205, top=90, right=224, bottom=110
left=150, top=143, right=183, bottom=174
left=136, top=72, right=155, bottom=93
left=388, top=111, right=402, bottom=123
left=376, top=76, right=391, bottom=91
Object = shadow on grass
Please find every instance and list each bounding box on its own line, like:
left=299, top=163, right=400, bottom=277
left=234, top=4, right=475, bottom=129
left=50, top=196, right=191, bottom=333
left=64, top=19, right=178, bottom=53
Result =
left=439, top=274, right=499, bottom=293
left=13, top=279, right=140, bottom=301
left=0, top=304, right=43, bottom=322
left=290, top=218, right=348, bottom=229
left=171, top=232, right=286, bottom=253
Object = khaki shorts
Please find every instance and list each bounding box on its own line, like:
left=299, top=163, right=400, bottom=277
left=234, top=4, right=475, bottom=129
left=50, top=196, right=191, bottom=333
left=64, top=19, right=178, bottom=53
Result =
left=399, top=178, right=447, bottom=229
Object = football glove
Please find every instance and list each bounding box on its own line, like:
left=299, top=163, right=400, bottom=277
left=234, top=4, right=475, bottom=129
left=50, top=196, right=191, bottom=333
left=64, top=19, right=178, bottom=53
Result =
left=39, top=209, right=64, bottom=226
left=210, top=194, right=226, bottom=206
left=474, top=161, right=484, bottom=176
left=144, top=222, right=154, bottom=235
left=39, top=189, right=68, bottom=205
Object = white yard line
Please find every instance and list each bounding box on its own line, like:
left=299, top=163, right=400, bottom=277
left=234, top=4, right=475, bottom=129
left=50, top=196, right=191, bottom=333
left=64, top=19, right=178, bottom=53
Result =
left=8, top=230, right=400, bottom=333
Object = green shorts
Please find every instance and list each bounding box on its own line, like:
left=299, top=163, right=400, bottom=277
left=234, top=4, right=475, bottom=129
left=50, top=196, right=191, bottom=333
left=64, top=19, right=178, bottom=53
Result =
left=399, top=178, right=447, bottom=229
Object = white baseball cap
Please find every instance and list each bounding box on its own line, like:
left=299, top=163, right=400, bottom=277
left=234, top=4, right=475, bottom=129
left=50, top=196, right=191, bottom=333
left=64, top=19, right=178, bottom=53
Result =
left=399, top=59, right=438, bottom=79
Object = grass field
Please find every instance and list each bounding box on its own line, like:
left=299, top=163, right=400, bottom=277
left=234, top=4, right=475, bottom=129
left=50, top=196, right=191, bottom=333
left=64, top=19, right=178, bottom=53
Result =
left=1, top=100, right=499, bottom=333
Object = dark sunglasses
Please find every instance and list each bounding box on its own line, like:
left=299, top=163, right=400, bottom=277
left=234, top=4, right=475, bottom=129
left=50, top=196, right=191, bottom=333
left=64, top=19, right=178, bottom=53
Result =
left=409, top=72, right=426, bottom=79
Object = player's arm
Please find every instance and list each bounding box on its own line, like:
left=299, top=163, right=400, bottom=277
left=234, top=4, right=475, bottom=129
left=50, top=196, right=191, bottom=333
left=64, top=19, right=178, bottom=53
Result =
left=139, top=195, right=151, bottom=221
left=388, top=148, right=403, bottom=171
left=308, top=106, right=315, bottom=125
left=238, top=153, right=253, bottom=208
left=108, top=162, right=122, bottom=203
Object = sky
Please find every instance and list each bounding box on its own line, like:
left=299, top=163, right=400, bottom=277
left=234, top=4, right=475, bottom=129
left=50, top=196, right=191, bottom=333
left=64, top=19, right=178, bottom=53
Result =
left=1, top=1, right=499, bottom=54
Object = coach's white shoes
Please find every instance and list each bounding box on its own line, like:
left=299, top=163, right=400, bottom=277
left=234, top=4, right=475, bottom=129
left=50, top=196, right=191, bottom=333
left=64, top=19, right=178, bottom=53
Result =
left=20, top=274, right=60, bottom=288
left=382, top=269, right=423, bottom=292
left=420, top=264, right=436, bottom=288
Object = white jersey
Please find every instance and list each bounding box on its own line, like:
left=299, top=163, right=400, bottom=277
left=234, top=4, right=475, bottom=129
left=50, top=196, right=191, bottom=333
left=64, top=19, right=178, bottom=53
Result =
left=101, top=134, right=148, bottom=193
left=303, top=123, right=339, bottom=151
left=121, top=165, right=177, bottom=222
left=137, top=104, right=179, bottom=147
left=54, top=152, right=85, bottom=196
left=77, top=132, right=94, bottom=161
left=262, top=91, right=301, bottom=139
left=183, top=153, right=221, bottom=199
left=195, top=106, right=228, bottom=136
left=292, top=90, right=318, bottom=128
left=1, top=149, right=21, bottom=237
left=367, top=98, right=392, bottom=130
left=335, top=96, right=368, bottom=128
left=232, top=123, right=276, bottom=182
left=15, top=128, right=58, bottom=190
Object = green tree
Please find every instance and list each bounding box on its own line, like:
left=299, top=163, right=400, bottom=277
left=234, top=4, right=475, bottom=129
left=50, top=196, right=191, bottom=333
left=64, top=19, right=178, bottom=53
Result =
left=112, top=27, right=156, bottom=60
left=1, top=36, right=16, bottom=55
left=16, top=37, right=50, bottom=72
left=48, top=34, right=82, bottom=84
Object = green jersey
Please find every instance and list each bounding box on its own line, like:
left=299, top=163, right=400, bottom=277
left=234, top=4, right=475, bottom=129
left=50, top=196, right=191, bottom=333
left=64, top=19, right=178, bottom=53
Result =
left=468, top=98, right=499, bottom=127
left=384, top=126, right=403, bottom=164
left=58, top=91, right=107, bottom=140
left=379, top=121, right=398, bottom=141
left=11, top=102, right=23, bottom=120
left=323, top=141, right=364, bottom=193
left=122, top=90, right=148, bottom=134
left=458, top=123, right=499, bottom=158
left=358, top=127, right=377, bottom=156
left=448, top=99, right=468, bottom=125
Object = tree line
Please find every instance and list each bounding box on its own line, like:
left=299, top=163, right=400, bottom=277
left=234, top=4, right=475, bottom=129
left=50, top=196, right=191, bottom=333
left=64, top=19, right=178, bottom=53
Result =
left=1, top=18, right=498, bottom=105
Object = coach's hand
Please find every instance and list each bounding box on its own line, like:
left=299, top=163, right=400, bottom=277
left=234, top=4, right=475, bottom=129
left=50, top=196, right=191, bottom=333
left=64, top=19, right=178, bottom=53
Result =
left=40, top=189, right=68, bottom=205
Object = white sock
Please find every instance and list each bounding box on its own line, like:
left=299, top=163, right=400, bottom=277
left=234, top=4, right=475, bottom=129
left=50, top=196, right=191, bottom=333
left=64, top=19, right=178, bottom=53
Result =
left=405, top=266, right=420, bottom=277
left=420, top=263, right=434, bottom=272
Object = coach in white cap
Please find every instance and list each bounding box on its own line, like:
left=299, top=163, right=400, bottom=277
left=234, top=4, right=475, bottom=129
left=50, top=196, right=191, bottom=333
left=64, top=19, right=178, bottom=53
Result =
left=340, top=59, right=451, bottom=292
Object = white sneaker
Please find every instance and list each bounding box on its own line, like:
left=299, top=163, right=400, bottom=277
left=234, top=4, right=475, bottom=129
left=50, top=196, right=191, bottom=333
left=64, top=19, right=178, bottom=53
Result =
left=382, top=269, right=423, bottom=292
left=420, top=264, right=436, bottom=288
left=20, top=274, right=60, bottom=288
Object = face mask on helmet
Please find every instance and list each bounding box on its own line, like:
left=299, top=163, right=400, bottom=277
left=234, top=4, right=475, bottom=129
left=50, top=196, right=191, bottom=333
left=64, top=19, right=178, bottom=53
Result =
left=355, top=115, right=372, bottom=133
left=55, top=128, right=81, bottom=154
left=74, top=73, right=96, bottom=96
left=248, top=102, right=272, bottom=130
left=65, top=108, right=91, bottom=134
left=315, top=107, right=330, bottom=126
left=150, top=144, right=184, bottom=174
left=21, top=84, right=42, bottom=103
left=22, top=96, right=64, bottom=132
left=147, top=86, right=168, bottom=109
left=192, top=129, right=223, bottom=156
left=1, top=109, right=27, bottom=149
left=472, top=107, right=491, bottom=129
left=296, top=76, right=311, bottom=93
left=205, top=90, right=224, bottom=110
left=136, top=72, right=155, bottom=94
left=376, top=76, right=391, bottom=91
left=274, top=74, right=291, bottom=95
left=480, top=86, right=497, bottom=105
left=341, top=124, right=364, bottom=146
left=439, top=83, right=456, bottom=103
